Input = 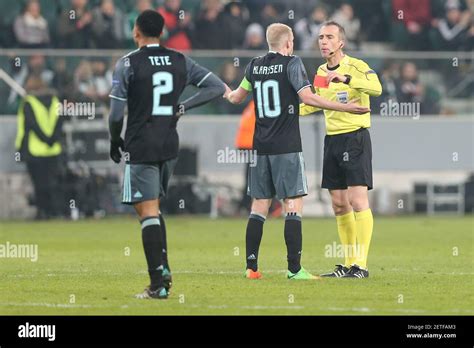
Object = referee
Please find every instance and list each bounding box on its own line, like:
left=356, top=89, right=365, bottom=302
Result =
left=300, top=21, right=382, bottom=278
left=224, top=23, right=369, bottom=281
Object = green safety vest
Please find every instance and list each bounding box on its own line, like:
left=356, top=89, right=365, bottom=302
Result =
left=15, top=95, right=62, bottom=157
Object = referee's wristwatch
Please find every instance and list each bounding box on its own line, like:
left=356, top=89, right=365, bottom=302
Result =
left=343, top=74, right=352, bottom=84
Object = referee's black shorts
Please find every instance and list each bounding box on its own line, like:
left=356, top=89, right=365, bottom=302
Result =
left=322, top=127, right=373, bottom=191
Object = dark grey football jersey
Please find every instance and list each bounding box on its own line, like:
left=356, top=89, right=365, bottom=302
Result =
left=244, top=52, right=311, bottom=155
left=110, top=44, right=214, bottom=163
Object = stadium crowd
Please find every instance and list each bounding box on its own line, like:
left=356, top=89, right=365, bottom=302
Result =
left=1, top=0, right=472, bottom=51
left=0, top=0, right=472, bottom=115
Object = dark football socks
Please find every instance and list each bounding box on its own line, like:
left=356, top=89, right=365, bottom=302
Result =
left=141, top=216, right=164, bottom=290
left=159, top=213, right=170, bottom=272
left=246, top=213, right=265, bottom=271
left=284, top=212, right=302, bottom=274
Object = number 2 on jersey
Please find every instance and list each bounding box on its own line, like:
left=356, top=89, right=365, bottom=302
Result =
left=152, top=71, right=173, bottom=116
left=254, top=80, right=281, bottom=118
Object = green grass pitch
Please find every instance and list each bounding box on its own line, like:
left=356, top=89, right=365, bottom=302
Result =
left=0, top=216, right=472, bottom=315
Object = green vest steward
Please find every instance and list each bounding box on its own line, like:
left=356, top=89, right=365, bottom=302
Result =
left=15, top=95, right=62, bottom=157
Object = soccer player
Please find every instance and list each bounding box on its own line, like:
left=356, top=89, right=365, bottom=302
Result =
left=300, top=21, right=382, bottom=278
left=108, top=10, right=225, bottom=299
left=224, top=23, right=369, bottom=280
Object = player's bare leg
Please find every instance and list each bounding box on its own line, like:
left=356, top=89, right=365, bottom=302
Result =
left=245, top=198, right=271, bottom=279
left=284, top=197, right=319, bottom=280
left=134, top=199, right=168, bottom=299
left=347, top=186, right=370, bottom=211
left=134, top=199, right=160, bottom=218
left=330, top=189, right=352, bottom=216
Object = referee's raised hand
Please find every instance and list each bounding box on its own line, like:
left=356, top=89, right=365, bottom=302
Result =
left=320, top=66, right=348, bottom=84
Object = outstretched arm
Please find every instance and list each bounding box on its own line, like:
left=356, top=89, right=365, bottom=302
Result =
left=299, top=101, right=322, bottom=116
left=179, top=56, right=226, bottom=114
left=224, top=85, right=249, bottom=104
left=224, top=60, right=253, bottom=104
left=298, top=87, right=370, bottom=114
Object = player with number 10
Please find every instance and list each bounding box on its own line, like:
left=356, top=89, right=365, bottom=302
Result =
left=224, top=23, right=369, bottom=280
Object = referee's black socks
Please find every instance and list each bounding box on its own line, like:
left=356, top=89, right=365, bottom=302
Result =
left=285, top=212, right=302, bottom=274
left=141, top=216, right=164, bottom=290
left=246, top=213, right=265, bottom=271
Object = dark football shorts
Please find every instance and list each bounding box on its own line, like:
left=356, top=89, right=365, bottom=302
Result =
left=121, top=158, right=178, bottom=205
left=322, top=127, right=373, bottom=190
left=247, top=152, right=308, bottom=199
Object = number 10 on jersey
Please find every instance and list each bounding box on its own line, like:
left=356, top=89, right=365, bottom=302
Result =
left=254, top=80, right=281, bottom=118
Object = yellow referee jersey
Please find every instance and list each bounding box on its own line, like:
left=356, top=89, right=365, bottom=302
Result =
left=300, top=54, right=382, bottom=135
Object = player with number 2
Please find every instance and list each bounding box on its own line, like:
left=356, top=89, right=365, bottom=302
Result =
left=108, top=10, right=225, bottom=299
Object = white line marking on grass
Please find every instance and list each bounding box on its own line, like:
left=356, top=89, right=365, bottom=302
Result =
left=382, top=269, right=474, bottom=275
left=393, top=308, right=427, bottom=314
left=10, top=270, right=474, bottom=277
left=8, top=271, right=122, bottom=278
left=241, top=305, right=304, bottom=310
left=0, top=302, right=136, bottom=310
left=137, top=270, right=289, bottom=275
left=324, top=307, right=466, bottom=314
left=0, top=302, right=96, bottom=308
left=2, top=302, right=470, bottom=314
left=327, top=307, right=372, bottom=313
left=449, top=309, right=474, bottom=313
left=187, top=304, right=304, bottom=310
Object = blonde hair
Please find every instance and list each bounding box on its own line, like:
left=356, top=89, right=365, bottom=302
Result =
left=266, top=23, right=292, bottom=50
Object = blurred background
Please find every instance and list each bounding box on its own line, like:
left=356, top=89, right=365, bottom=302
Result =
left=0, top=0, right=472, bottom=220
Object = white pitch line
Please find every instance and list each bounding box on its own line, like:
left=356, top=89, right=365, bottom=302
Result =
left=137, top=270, right=289, bottom=275
left=1, top=302, right=471, bottom=314
left=241, top=305, right=305, bottom=310
left=7, top=270, right=474, bottom=277
left=0, top=302, right=96, bottom=309
left=327, top=307, right=372, bottom=313
left=0, top=302, right=305, bottom=311
left=0, top=302, right=144, bottom=309
left=207, top=305, right=228, bottom=309
left=327, top=307, right=426, bottom=314
left=393, top=308, right=427, bottom=313
left=184, top=304, right=305, bottom=310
